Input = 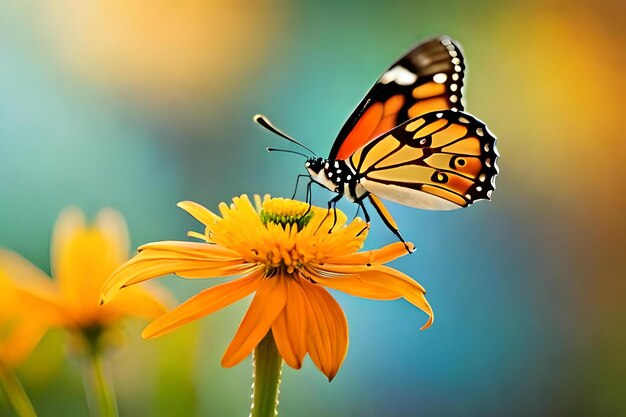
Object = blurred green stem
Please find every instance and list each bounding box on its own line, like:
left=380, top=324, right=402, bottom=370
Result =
left=251, top=332, right=283, bottom=417
left=0, top=364, right=37, bottom=417
left=82, top=349, right=119, bottom=417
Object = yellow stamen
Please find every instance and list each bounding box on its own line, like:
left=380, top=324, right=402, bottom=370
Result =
left=260, top=198, right=313, bottom=230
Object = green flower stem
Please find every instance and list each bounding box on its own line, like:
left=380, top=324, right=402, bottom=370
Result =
left=251, top=331, right=283, bottom=417
left=0, top=364, right=37, bottom=417
left=82, top=350, right=119, bottom=417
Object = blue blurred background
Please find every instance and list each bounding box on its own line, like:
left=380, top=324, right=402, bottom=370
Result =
left=1, top=0, right=624, bottom=416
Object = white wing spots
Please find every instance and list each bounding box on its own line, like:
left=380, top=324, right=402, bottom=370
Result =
left=458, top=116, right=470, bottom=124
left=324, top=162, right=329, bottom=169
left=433, top=73, right=447, bottom=84
left=305, top=162, right=311, bottom=167
left=450, top=84, right=458, bottom=91
left=450, top=95, right=458, bottom=103
left=436, top=112, right=443, bottom=118
left=465, top=194, right=472, bottom=200
left=419, top=138, right=427, bottom=145
left=452, top=73, right=459, bottom=81
left=454, top=65, right=462, bottom=72
left=449, top=50, right=458, bottom=57
left=479, top=173, right=486, bottom=182
left=451, top=57, right=461, bottom=65
left=328, top=172, right=333, bottom=178
left=380, top=65, right=418, bottom=86
left=476, top=186, right=483, bottom=192
left=441, top=38, right=452, bottom=46
left=486, top=158, right=492, bottom=168
left=451, top=107, right=458, bottom=111
left=487, top=190, right=493, bottom=198
left=346, top=175, right=352, bottom=180
left=484, top=143, right=490, bottom=152
left=476, top=128, right=484, bottom=137
left=334, top=161, right=339, bottom=168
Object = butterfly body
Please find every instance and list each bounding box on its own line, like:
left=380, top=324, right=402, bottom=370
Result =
left=305, top=157, right=368, bottom=203
left=257, top=35, right=498, bottom=247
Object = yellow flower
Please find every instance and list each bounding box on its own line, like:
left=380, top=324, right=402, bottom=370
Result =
left=101, top=195, right=433, bottom=380
left=0, top=272, right=49, bottom=369
left=0, top=208, right=169, bottom=353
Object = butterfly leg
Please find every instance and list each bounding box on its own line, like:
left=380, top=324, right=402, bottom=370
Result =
left=314, top=193, right=343, bottom=235
left=303, top=179, right=314, bottom=217
left=291, top=174, right=310, bottom=200
left=328, top=194, right=343, bottom=233
left=354, top=199, right=371, bottom=237
left=367, top=194, right=413, bottom=253
left=352, top=204, right=362, bottom=221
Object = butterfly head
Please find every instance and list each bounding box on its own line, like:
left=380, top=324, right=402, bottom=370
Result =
left=304, top=157, right=325, bottom=176
left=305, top=157, right=339, bottom=192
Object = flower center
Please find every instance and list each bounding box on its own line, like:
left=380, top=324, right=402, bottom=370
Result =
left=257, top=198, right=317, bottom=275
left=260, top=198, right=313, bottom=231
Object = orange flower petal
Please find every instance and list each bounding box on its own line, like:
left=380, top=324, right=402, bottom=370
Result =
left=14, top=289, right=68, bottom=326
left=0, top=272, right=58, bottom=367
left=143, top=272, right=262, bottom=339
left=271, top=278, right=308, bottom=369
left=51, top=207, right=86, bottom=280
left=311, top=264, right=433, bottom=330
left=177, top=201, right=220, bottom=227
left=303, top=268, right=399, bottom=300
left=101, top=241, right=249, bottom=304
left=0, top=319, right=48, bottom=368
left=325, top=241, right=413, bottom=265
left=271, top=311, right=300, bottom=369
left=137, top=241, right=241, bottom=259
left=0, top=251, right=67, bottom=325
left=94, top=208, right=130, bottom=265
left=53, top=208, right=129, bottom=315
left=221, top=276, right=287, bottom=368
left=299, top=279, right=348, bottom=381
left=105, top=284, right=170, bottom=323
left=187, top=231, right=208, bottom=242
left=0, top=249, right=57, bottom=300
left=285, top=279, right=309, bottom=365
left=305, top=206, right=348, bottom=235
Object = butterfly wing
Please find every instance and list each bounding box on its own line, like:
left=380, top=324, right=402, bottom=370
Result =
left=329, top=36, right=466, bottom=161
left=350, top=110, right=498, bottom=210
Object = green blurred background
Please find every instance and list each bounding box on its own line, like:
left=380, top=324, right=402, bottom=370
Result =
left=1, top=0, right=624, bottom=416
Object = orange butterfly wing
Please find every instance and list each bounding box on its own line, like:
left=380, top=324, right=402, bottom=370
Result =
left=350, top=110, right=498, bottom=210
left=330, top=36, right=466, bottom=161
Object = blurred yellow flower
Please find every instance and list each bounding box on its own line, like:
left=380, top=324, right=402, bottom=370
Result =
left=0, top=272, right=50, bottom=369
left=102, top=195, right=432, bottom=380
left=0, top=208, right=169, bottom=351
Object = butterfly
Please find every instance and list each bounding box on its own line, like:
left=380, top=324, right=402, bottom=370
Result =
left=255, top=36, right=498, bottom=250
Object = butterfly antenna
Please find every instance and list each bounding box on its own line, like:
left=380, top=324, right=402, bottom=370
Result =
left=266, top=147, right=310, bottom=158
left=253, top=114, right=317, bottom=156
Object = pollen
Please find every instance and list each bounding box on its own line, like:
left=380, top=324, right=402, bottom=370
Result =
left=260, top=198, right=313, bottom=230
